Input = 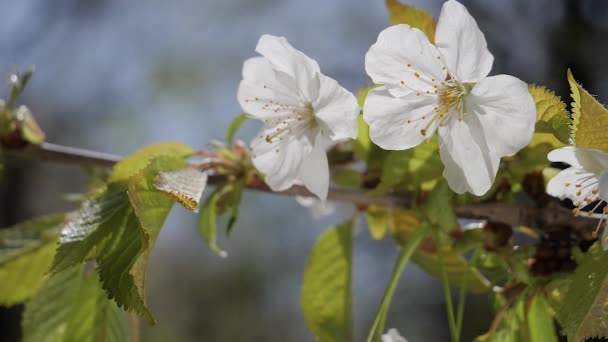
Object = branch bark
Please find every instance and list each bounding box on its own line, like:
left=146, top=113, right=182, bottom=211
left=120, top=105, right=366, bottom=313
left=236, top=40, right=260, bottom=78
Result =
left=3, top=142, right=596, bottom=233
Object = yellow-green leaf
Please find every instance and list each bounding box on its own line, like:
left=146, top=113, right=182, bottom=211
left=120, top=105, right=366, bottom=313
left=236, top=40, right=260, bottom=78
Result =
left=302, top=220, right=353, bottom=342
left=558, top=243, right=608, bottom=341
left=0, top=214, right=64, bottom=306
left=22, top=265, right=128, bottom=342
left=366, top=206, right=389, bottom=240
left=568, top=69, right=608, bottom=151
left=52, top=156, right=185, bottom=323
left=528, top=84, right=570, bottom=144
left=353, top=88, right=372, bottom=161
left=109, top=141, right=194, bottom=183
left=528, top=294, right=558, bottom=342
left=385, top=0, right=436, bottom=43
left=226, top=113, right=248, bottom=144
left=16, top=105, right=45, bottom=145
left=199, top=189, right=228, bottom=258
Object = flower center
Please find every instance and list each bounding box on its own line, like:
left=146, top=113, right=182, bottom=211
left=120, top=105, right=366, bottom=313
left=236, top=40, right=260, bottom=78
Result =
left=417, top=80, right=473, bottom=137
left=567, top=177, right=608, bottom=238
left=264, top=103, right=316, bottom=144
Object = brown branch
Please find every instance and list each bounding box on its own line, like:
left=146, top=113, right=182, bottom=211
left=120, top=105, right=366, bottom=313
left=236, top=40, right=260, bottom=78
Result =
left=2, top=142, right=597, bottom=233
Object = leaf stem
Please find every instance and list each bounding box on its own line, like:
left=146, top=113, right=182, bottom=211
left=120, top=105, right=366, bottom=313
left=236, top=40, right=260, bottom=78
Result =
left=366, top=224, right=429, bottom=342
left=433, top=227, right=458, bottom=342
left=455, top=247, right=481, bottom=340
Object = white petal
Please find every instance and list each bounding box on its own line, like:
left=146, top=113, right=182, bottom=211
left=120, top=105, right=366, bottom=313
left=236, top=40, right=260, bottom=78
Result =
left=467, top=75, right=535, bottom=158
left=365, top=24, right=446, bottom=96
left=436, top=0, right=493, bottom=82
left=251, top=128, right=310, bottom=191
left=238, top=57, right=307, bottom=120
left=363, top=88, right=439, bottom=150
left=598, top=170, right=608, bottom=203
left=298, top=132, right=330, bottom=200
left=313, top=74, right=359, bottom=141
left=381, top=329, right=408, bottom=342
left=256, top=34, right=320, bottom=101
left=548, top=147, right=608, bottom=174
left=295, top=196, right=337, bottom=219
left=546, top=167, right=580, bottom=201
left=438, top=116, right=499, bottom=195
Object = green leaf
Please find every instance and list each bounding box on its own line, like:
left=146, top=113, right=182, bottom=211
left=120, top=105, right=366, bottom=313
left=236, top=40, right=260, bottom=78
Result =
left=199, top=189, right=228, bottom=257
left=366, top=206, right=389, bottom=240
left=369, top=138, right=442, bottom=195
left=22, top=265, right=129, bottom=342
left=369, top=150, right=412, bottom=196
left=109, top=141, right=194, bottom=183
left=302, top=220, right=353, bottom=342
left=53, top=156, right=184, bottom=322
left=528, top=294, right=558, bottom=342
left=568, top=69, right=608, bottom=151
left=558, top=243, right=608, bottom=341
left=390, top=209, right=491, bottom=293
left=332, top=169, right=362, bottom=189
left=0, top=214, right=64, bottom=305
left=423, top=181, right=457, bottom=232
left=475, top=297, right=527, bottom=342
left=226, top=113, right=248, bottom=144
left=353, top=88, right=372, bottom=161
left=223, top=183, right=244, bottom=237
left=528, top=84, right=570, bottom=144
left=16, top=105, right=46, bottom=144
left=385, top=0, right=437, bottom=43
left=154, top=167, right=208, bottom=212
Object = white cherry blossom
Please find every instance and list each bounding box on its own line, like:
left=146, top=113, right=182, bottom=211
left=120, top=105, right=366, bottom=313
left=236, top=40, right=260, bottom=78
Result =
left=363, top=0, right=535, bottom=195
left=547, top=146, right=608, bottom=217
left=382, top=329, right=408, bottom=342
left=238, top=35, right=359, bottom=200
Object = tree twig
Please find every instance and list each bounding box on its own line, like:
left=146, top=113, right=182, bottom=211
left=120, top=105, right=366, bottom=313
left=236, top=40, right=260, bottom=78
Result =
left=2, top=142, right=597, bottom=233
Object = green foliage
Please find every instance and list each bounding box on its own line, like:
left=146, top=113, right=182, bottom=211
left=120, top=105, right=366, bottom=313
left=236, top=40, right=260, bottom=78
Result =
left=476, top=293, right=558, bottom=342
left=367, top=224, right=430, bottom=342
left=568, top=69, right=608, bottom=152
left=221, top=182, right=244, bottom=236
left=370, top=138, right=442, bottom=195
left=369, top=150, right=412, bottom=195
left=528, top=294, right=558, bottom=342
left=332, top=169, right=362, bottom=189
left=109, top=142, right=194, bottom=183
left=199, top=189, right=228, bottom=257
left=366, top=206, right=389, bottom=240
left=390, top=208, right=490, bottom=293
left=0, top=214, right=64, bottom=305
left=226, top=113, right=248, bottom=144
left=385, top=0, right=437, bottom=43
left=529, top=84, right=570, bottom=144
left=558, top=243, right=608, bottom=341
left=423, top=181, right=457, bottom=231
left=353, top=87, right=374, bottom=162
left=22, top=265, right=129, bottom=342
left=53, top=156, right=185, bottom=322
left=302, top=220, right=353, bottom=342
left=16, top=105, right=46, bottom=144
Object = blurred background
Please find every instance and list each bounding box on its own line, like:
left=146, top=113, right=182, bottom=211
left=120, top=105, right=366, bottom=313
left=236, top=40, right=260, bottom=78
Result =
left=0, top=0, right=607, bottom=341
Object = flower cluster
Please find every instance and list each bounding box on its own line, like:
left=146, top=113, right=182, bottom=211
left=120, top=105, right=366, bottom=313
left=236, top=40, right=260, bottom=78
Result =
left=238, top=0, right=537, bottom=200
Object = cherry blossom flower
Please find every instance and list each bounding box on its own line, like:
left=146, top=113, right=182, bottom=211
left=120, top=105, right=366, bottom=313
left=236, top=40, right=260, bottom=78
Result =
left=547, top=147, right=608, bottom=226
left=238, top=35, right=359, bottom=200
left=363, top=0, right=535, bottom=195
left=382, top=329, right=408, bottom=342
